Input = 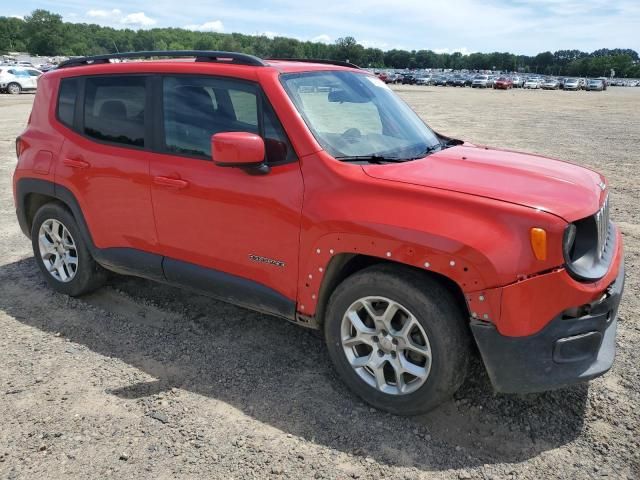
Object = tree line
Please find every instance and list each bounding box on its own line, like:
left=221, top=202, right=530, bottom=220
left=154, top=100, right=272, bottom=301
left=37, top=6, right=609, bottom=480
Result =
left=1, top=10, right=639, bottom=78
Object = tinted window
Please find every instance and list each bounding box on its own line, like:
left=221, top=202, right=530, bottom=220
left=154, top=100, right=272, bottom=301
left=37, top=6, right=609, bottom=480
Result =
left=162, top=76, right=295, bottom=163
left=57, top=78, right=79, bottom=128
left=163, top=76, right=259, bottom=158
left=84, top=76, right=146, bottom=147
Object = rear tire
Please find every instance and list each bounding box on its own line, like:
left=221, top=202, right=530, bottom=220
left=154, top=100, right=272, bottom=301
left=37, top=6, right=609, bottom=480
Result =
left=31, top=203, right=107, bottom=296
left=7, top=82, right=22, bottom=95
left=324, top=264, right=470, bottom=415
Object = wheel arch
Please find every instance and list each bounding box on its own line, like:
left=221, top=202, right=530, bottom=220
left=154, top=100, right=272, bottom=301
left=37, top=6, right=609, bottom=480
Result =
left=314, top=253, right=470, bottom=328
left=15, top=178, right=96, bottom=251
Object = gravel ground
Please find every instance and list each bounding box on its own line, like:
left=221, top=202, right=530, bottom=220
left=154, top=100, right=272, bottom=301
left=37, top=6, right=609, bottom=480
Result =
left=0, top=86, right=639, bottom=480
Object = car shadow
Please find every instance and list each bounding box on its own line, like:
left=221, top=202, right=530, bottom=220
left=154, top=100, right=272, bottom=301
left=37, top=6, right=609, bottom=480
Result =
left=0, top=257, right=588, bottom=471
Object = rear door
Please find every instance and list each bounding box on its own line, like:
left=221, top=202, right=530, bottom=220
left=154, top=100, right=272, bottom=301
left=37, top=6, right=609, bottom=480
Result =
left=55, top=75, right=159, bottom=256
left=148, top=74, right=304, bottom=307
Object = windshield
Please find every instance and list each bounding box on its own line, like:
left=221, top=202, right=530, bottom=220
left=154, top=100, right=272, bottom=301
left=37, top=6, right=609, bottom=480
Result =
left=280, top=71, right=441, bottom=160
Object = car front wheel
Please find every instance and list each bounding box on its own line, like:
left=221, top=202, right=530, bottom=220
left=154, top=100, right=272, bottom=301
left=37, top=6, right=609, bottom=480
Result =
left=31, top=203, right=107, bottom=296
left=324, top=265, right=470, bottom=415
left=7, top=82, right=22, bottom=95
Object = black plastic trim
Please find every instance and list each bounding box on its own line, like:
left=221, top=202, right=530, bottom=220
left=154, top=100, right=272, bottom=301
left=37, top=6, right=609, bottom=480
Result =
left=471, top=261, right=624, bottom=394
left=267, top=58, right=360, bottom=69
left=58, top=51, right=266, bottom=69
left=15, top=178, right=55, bottom=237
left=564, top=220, right=616, bottom=282
left=163, top=258, right=295, bottom=320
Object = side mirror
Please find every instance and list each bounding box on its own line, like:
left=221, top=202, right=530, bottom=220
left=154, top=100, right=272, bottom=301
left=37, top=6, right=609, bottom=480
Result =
left=211, top=132, right=265, bottom=167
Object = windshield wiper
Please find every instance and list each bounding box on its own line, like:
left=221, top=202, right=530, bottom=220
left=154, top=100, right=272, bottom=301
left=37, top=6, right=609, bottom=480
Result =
left=403, top=143, right=443, bottom=161
left=335, top=155, right=408, bottom=164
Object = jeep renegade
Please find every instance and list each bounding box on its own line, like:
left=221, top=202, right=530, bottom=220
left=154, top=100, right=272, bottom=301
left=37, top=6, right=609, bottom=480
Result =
left=13, top=51, right=625, bottom=415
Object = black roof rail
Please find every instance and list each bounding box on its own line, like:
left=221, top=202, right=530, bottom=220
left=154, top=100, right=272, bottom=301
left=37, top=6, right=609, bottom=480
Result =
left=266, top=58, right=361, bottom=69
left=57, top=50, right=267, bottom=69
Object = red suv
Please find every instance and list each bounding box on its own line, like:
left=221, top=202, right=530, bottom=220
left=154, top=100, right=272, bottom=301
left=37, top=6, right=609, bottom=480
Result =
left=13, top=51, right=624, bottom=415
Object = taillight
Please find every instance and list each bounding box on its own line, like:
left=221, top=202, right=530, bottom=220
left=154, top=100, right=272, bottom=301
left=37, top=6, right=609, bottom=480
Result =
left=15, top=136, right=27, bottom=160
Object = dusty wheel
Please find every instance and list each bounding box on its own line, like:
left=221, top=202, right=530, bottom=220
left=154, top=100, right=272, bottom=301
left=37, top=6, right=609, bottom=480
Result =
left=31, top=203, right=107, bottom=296
left=7, top=82, right=22, bottom=95
left=324, top=265, right=470, bottom=415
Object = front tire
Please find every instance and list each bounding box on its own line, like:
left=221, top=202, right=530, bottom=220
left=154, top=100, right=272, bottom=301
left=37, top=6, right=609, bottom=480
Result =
left=324, top=265, right=470, bottom=415
left=7, top=82, right=22, bottom=95
left=31, top=203, right=107, bottom=296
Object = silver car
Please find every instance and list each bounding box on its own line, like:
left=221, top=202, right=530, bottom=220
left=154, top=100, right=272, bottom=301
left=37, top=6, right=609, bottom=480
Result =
left=471, top=75, right=489, bottom=88
left=564, top=78, right=580, bottom=91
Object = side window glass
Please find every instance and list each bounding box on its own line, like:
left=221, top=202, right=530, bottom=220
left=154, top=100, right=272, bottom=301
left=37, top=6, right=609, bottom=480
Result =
left=84, top=76, right=146, bottom=147
left=57, top=78, right=79, bottom=128
left=263, top=100, right=296, bottom=164
left=163, top=76, right=259, bottom=158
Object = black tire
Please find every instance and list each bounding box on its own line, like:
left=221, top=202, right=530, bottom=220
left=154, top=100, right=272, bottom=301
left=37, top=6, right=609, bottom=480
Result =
left=31, top=203, right=107, bottom=296
left=7, top=82, right=22, bottom=95
left=324, top=264, right=470, bottom=415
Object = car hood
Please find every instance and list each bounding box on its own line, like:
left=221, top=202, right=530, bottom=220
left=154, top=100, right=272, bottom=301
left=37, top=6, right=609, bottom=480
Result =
left=362, top=144, right=606, bottom=222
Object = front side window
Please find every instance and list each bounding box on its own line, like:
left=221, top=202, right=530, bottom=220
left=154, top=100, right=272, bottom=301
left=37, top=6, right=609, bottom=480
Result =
left=84, top=76, right=146, bottom=147
left=163, top=76, right=259, bottom=158
left=162, top=76, right=295, bottom=163
left=280, top=71, right=440, bottom=160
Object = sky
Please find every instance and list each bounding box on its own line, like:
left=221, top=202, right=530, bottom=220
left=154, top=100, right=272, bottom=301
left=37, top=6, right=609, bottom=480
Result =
left=3, top=0, right=639, bottom=55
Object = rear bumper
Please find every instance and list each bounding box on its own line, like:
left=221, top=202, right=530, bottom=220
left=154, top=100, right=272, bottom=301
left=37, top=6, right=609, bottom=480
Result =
left=471, top=261, right=624, bottom=393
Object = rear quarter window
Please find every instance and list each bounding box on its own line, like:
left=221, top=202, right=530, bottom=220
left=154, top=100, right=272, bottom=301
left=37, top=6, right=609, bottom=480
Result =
left=57, top=78, right=80, bottom=128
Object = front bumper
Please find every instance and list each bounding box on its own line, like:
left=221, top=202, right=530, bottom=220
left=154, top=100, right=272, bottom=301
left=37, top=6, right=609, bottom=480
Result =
left=471, top=261, right=624, bottom=393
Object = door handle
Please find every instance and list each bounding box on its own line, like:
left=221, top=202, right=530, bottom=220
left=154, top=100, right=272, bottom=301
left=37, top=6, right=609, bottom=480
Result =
left=153, top=176, right=189, bottom=189
left=63, top=158, right=90, bottom=169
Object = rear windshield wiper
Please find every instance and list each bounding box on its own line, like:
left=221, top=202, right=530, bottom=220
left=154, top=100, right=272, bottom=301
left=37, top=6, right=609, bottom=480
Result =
left=335, top=155, right=408, bottom=164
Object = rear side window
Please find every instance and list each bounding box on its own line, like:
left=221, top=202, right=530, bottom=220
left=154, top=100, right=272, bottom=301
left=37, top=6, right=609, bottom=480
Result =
left=57, top=78, right=79, bottom=128
left=84, top=76, right=146, bottom=147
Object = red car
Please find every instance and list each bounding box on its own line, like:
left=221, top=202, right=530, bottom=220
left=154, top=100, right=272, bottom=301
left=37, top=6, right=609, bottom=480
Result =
left=494, top=76, right=513, bottom=89
left=13, top=51, right=624, bottom=415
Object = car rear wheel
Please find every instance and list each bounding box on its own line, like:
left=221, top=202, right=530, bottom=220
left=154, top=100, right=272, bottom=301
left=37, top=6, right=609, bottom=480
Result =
left=324, top=265, right=470, bottom=415
left=31, top=203, right=107, bottom=296
left=7, top=82, right=22, bottom=95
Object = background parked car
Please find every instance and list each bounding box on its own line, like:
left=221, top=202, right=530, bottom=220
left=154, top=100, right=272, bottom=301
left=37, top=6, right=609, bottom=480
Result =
left=375, top=71, right=388, bottom=83
left=448, top=74, right=467, bottom=87
left=511, top=75, right=524, bottom=88
left=586, top=79, right=605, bottom=91
left=472, top=74, right=489, bottom=88
left=415, top=74, right=431, bottom=85
left=541, top=78, right=560, bottom=90
left=523, top=77, right=541, bottom=89
left=432, top=75, right=448, bottom=86
left=494, top=76, right=513, bottom=89
left=401, top=73, right=417, bottom=85
left=0, top=67, right=38, bottom=94
left=595, top=77, right=609, bottom=91
left=563, top=78, right=580, bottom=90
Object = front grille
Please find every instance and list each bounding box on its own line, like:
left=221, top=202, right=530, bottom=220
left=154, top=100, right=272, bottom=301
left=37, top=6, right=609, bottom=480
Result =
left=594, top=195, right=610, bottom=260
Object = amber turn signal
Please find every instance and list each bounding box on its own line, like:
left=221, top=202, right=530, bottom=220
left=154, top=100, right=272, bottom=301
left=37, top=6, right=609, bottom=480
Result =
left=530, top=228, right=547, bottom=260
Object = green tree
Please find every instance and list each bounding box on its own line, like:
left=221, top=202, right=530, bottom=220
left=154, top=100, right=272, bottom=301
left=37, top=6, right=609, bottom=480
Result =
left=23, top=10, right=65, bottom=55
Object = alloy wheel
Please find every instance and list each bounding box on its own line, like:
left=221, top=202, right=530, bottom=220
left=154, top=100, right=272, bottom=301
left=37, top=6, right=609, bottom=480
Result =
left=38, top=219, right=79, bottom=282
left=340, top=296, right=432, bottom=395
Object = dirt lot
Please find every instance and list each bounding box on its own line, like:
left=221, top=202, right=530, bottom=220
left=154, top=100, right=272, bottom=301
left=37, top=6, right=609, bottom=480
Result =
left=1, top=86, right=639, bottom=480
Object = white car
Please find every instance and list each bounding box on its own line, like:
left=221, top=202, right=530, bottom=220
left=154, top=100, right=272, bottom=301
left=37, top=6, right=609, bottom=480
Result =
left=0, top=67, right=39, bottom=94
left=523, top=78, right=541, bottom=89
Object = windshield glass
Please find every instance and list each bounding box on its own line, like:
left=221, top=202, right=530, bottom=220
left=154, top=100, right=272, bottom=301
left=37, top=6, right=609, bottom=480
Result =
left=280, top=71, right=440, bottom=160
